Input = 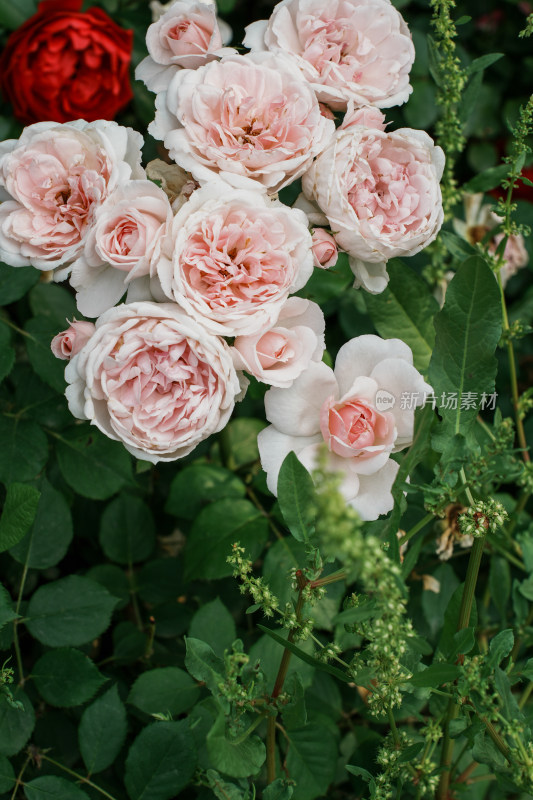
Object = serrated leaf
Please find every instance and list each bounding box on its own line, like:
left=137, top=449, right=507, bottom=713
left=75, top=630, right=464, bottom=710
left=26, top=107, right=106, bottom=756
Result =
left=488, top=629, right=514, bottom=667
left=277, top=452, right=316, bottom=543
left=0, top=688, right=34, bottom=756
left=364, top=259, right=439, bottom=372
left=24, top=776, right=90, bottom=800
left=10, top=478, right=72, bottom=568
left=207, top=712, right=265, bottom=778
left=99, top=494, right=155, bottom=565
left=185, top=637, right=225, bottom=697
left=128, top=668, right=200, bottom=718
left=184, top=499, right=268, bottom=581
left=56, top=427, right=133, bottom=500
left=0, top=482, right=40, bottom=553
left=165, top=464, right=245, bottom=520
left=284, top=724, right=337, bottom=800
left=33, top=649, right=106, bottom=708
left=0, top=584, right=18, bottom=630
left=189, top=598, right=236, bottom=658
left=0, top=417, right=48, bottom=485
left=409, top=663, right=461, bottom=687
left=26, top=576, right=118, bottom=647
left=428, top=257, right=502, bottom=445
left=79, top=685, right=127, bottom=774
left=124, top=721, right=197, bottom=800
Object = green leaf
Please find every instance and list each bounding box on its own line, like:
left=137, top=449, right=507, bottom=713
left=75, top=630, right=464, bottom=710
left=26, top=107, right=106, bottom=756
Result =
left=463, top=164, right=508, bottom=193
left=438, top=583, right=478, bottom=658
left=489, top=557, right=511, bottom=620
left=0, top=323, right=14, bottom=383
left=409, top=663, right=461, bottom=688
left=128, top=668, right=200, bottom=718
left=440, top=231, right=478, bottom=262
left=207, top=712, right=265, bottom=778
left=79, top=685, right=127, bottom=774
left=0, top=417, right=48, bottom=485
left=346, top=765, right=376, bottom=792
left=99, top=494, right=155, bottom=565
left=0, top=754, right=15, bottom=793
left=449, top=628, right=476, bottom=660
left=24, top=316, right=67, bottom=394
left=284, top=724, right=337, bottom=800
left=206, top=770, right=254, bottom=800
left=56, top=427, right=134, bottom=500
left=220, top=418, right=266, bottom=469
left=0, top=688, right=34, bottom=757
left=263, top=780, right=294, bottom=800
left=185, top=637, right=225, bottom=697
left=0, top=584, right=18, bottom=630
left=0, top=483, right=40, bottom=553
left=137, top=558, right=183, bottom=604
left=257, top=625, right=351, bottom=683
left=10, top=479, right=72, bottom=569
left=185, top=499, right=268, bottom=580
left=86, top=564, right=129, bottom=610
left=467, top=53, right=504, bottom=76
left=189, top=598, right=236, bottom=658
left=0, top=263, right=39, bottom=305
left=26, top=575, right=118, bottom=647
left=428, top=257, right=502, bottom=444
left=403, top=80, right=438, bottom=130
left=277, top=452, right=316, bottom=543
left=165, top=464, right=245, bottom=520
left=33, top=648, right=106, bottom=708
left=281, top=673, right=307, bottom=730
left=488, top=629, right=514, bottom=667
left=24, top=777, right=89, bottom=800
left=364, top=259, right=439, bottom=372
left=471, top=731, right=506, bottom=769
left=333, top=599, right=378, bottom=626
left=124, top=720, right=197, bottom=800
left=28, top=283, right=77, bottom=327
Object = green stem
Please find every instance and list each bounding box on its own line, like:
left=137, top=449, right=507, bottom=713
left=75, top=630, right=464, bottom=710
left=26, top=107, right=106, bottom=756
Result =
left=398, top=513, right=434, bottom=547
left=126, top=564, right=143, bottom=632
left=230, top=711, right=269, bottom=745
left=519, top=680, right=533, bottom=710
left=437, top=535, right=487, bottom=800
left=10, top=754, right=30, bottom=800
left=13, top=561, right=30, bottom=686
left=40, top=755, right=119, bottom=800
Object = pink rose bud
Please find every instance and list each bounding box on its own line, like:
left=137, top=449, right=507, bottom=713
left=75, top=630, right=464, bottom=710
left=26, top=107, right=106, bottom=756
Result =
left=311, top=228, right=338, bottom=269
left=51, top=320, right=95, bottom=360
left=341, top=104, right=387, bottom=131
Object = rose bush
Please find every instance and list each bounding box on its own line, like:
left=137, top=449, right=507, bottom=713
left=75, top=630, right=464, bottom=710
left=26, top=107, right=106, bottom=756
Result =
left=0, top=0, right=133, bottom=124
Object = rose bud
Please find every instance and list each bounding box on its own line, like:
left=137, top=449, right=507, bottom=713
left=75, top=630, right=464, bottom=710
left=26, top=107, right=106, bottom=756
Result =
left=311, top=228, right=338, bottom=269
left=51, top=320, right=96, bottom=360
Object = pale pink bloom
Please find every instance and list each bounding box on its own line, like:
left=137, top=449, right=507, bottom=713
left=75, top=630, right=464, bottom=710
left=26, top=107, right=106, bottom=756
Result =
left=157, top=182, right=314, bottom=336
left=453, top=193, right=529, bottom=290
left=136, top=1, right=235, bottom=93
left=232, top=297, right=325, bottom=388
left=340, top=103, right=387, bottom=130
left=65, top=302, right=241, bottom=463
left=149, top=0, right=232, bottom=45
left=311, top=228, right=338, bottom=268
left=0, top=121, right=144, bottom=274
left=244, top=0, right=414, bottom=111
left=302, top=126, right=444, bottom=293
left=149, top=52, right=335, bottom=192
left=69, top=180, right=173, bottom=318
left=51, top=320, right=96, bottom=360
left=258, top=334, right=431, bottom=520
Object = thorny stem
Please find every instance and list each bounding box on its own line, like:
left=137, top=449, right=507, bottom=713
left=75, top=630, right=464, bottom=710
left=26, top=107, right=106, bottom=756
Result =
left=39, top=755, right=119, bottom=800
left=437, top=534, right=487, bottom=799
left=266, top=573, right=306, bottom=784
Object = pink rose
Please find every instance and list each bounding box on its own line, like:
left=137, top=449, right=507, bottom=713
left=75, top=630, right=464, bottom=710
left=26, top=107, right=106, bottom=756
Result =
left=0, top=120, right=144, bottom=273
left=340, top=104, right=387, bottom=130
left=258, top=334, right=431, bottom=520
left=302, top=126, right=444, bottom=293
left=51, top=320, right=96, bottom=360
left=311, top=228, right=338, bottom=268
left=64, top=302, right=241, bottom=462
left=157, top=182, right=314, bottom=335
left=232, top=297, right=325, bottom=388
left=244, top=0, right=415, bottom=111
left=149, top=52, right=335, bottom=192
left=69, top=180, right=173, bottom=317
left=136, top=1, right=235, bottom=93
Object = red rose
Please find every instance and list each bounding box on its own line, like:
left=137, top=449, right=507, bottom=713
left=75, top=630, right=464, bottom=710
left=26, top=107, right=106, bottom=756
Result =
left=0, top=0, right=133, bottom=124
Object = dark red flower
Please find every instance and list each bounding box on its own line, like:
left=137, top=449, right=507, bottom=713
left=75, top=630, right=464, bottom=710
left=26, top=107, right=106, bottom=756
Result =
left=0, top=0, right=133, bottom=124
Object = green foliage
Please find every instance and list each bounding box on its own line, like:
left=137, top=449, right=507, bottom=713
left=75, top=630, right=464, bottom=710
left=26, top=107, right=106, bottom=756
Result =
left=124, top=721, right=197, bottom=800
left=0, top=482, right=40, bottom=553
left=78, top=685, right=127, bottom=774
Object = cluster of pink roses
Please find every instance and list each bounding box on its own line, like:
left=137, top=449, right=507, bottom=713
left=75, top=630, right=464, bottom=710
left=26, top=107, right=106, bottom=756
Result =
left=0, top=0, right=444, bottom=519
